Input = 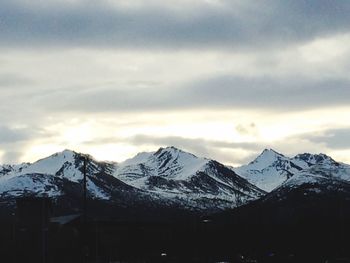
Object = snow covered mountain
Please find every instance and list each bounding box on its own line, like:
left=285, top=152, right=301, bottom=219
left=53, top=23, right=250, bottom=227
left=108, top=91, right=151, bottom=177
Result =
left=0, top=149, right=176, bottom=219
left=234, top=149, right=303, bottom=192
left=0, top=147, right=265, bottom=212
left=1, top=146, right=349, bottom=215
left=114, top=146, right=265, bottom=209
left=0, top=150, right=116, bottom=199
left=233, top=149, right=350, bottom=192
left=267, top=154, right=350, bottom=200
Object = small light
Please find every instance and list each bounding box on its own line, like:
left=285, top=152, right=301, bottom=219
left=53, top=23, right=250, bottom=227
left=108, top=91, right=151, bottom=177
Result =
left=161, top=253, right=167, bottom=257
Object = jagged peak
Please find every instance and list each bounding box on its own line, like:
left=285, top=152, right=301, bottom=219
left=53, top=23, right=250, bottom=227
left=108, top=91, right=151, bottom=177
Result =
left=155, top=146, right=181, bottom=154
left=154, top=146, right=199, bottom=159
left=32, top=149, right=100, bottom=167
left=49, top=149, right=76, bottom=158
left=244, top=148, right=286, bottom=170
left=293, top=152, right=336, bottom=164
left=30, top=149, right=74, bottom=165
left=62, top=148, right=76, bottom=154
left=252, top=148, right=284, bottom=161
left=120, top=146, right=204, bottom=169
left=260, top=148, right=284, bottom=156
left=51, top=149, right=97, bottom=160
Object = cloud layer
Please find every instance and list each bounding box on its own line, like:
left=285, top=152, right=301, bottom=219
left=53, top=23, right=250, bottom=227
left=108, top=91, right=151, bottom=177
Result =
left=1, top=0, right=350, bottom=49
left=1, top=0, right=350, bottom=164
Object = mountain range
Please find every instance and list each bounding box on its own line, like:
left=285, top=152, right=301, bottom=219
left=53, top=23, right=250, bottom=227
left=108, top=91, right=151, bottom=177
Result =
left=1, top=146, right=349, bottom=216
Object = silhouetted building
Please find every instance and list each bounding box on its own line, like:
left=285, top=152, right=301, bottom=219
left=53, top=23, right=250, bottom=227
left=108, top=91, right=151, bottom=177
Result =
left=15, top=197, right=52, bottom=263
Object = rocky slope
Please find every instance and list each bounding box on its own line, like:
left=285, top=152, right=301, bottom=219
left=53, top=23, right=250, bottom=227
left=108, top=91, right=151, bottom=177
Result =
left=114, top=146, right=265, bottom=209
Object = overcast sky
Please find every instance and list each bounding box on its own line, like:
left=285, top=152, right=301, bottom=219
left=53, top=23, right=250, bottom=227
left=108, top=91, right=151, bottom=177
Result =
left=1, top=0, right=350, bottom=165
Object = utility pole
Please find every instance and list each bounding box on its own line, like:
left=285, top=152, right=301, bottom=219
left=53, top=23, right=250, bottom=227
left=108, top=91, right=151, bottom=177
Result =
left=81, top=155, right=88, bottom=263
left=83, top=155, right=87, bottom=224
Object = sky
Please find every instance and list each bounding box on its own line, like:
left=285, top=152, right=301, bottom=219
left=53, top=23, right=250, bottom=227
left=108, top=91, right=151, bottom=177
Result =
left=1, top=0, right=350, bottom=166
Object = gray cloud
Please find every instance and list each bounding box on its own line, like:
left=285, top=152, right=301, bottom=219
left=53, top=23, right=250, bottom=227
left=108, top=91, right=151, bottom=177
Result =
left=0, top=126, right=36, bottom=163
left=0, top=73, right=32, bottom=87
left=0, top=125, right=56, bottom=163
left=235, top=123, right=257, bottom=136
left=0, top=125, right=34, bottom=144
left=186, top=76, right=350, bottom=110
left=1, top=0, right=350, bottom=164
left=302, top=128, right=350, bottom=150
left=1, top=0, right=350, bottom=49
left=29, top=76, right=350, bottom=113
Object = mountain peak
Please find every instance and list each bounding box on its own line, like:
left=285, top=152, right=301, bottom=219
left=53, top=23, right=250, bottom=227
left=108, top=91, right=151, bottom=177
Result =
left=261, top=148, right=283, bottom=156
left=154, top=146, right=198, bottom=158
left=249, top=148, right=284, bottom=165
left=156, top=146, right=181, bottom=153
left=49, top=149, right=76, bottom=158
left=245, top=148, right=283, bottom=167
left=293, top=152, right=336, bottom=165
left=62, top=148, right=75, bottom=154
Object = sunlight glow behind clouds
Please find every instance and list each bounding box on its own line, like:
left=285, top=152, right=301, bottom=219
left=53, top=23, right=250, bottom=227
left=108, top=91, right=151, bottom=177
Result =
left=9, top=107, right=350, bottom=166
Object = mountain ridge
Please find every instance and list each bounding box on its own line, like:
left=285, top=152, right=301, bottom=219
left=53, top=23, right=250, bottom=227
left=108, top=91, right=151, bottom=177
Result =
left=1, top=146, right=349, bottom=215
left=0, top=147, right=265, bottom=213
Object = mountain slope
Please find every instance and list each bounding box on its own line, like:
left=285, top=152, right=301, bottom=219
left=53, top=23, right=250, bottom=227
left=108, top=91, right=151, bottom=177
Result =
left=114, top=147, right=265, bottom=210
left=233, top=149, right=303, bottom=191
left=0, top=150, right=179, bottom=215
left=2, top=146, right=348, bottom=214
left=234, top=149, right=350, bottom=192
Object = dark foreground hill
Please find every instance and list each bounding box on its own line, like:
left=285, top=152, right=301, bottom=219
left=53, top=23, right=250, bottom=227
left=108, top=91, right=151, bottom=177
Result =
left=1, top=147, right=350, bottom=262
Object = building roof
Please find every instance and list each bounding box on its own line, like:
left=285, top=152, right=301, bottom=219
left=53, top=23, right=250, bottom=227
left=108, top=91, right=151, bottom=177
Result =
left=50, top=214, right=82, bottom=225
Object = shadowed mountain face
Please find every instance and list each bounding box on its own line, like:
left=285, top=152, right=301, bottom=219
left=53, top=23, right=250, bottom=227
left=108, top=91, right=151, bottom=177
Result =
left=113, top=147, right=265, bottom=209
